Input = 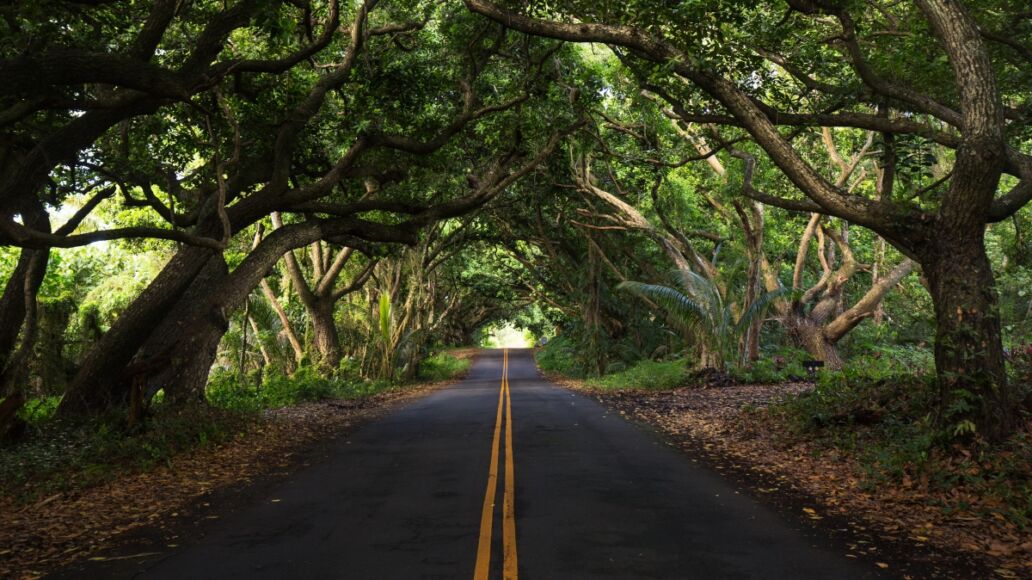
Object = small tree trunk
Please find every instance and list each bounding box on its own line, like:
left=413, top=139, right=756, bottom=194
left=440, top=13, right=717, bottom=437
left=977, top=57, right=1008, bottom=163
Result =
left=0, top=198, right=50, bottom=368
left=922, top=233, right=1016, bottom=440
left=0, top=249, right=48, bottom=366
left=872, top=238, right=887, bottom=325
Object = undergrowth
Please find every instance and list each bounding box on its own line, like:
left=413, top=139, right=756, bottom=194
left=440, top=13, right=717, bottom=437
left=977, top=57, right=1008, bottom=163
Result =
left=535, top=334, right=586, bottom=378
left=585, top=359, right=689, bottom=391
left=765, top=351, right=1032, bottom=528
left=206, top=365, right=395, bottom=412
left=417, top=350, right=473, bottom=382
left=2, top=351, right=472, bottom=503
left=0, top=405, right=252, bottom=503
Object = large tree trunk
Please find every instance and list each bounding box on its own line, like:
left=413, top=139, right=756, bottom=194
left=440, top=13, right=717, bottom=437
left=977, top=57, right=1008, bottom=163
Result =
left=58, top=246, right=216, bottom=416
left=161, top=301, right=230, bottom=405
left=922, top=231, right=1015, bottom=439
left=133, top=255, right=230, bottom=403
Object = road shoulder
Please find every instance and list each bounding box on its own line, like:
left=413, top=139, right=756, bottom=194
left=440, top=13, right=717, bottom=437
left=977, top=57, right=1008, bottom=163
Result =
left=1, top=379, right=456, bottom=580
left=550, top=374, right=1003, bottom=580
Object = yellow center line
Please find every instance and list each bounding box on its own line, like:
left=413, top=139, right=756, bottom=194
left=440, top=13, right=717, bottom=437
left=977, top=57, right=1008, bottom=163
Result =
left=473, top=349, right=506, bottom=580
left=502, top=354, right=518, bottom=579
left=474, top=348, right=518, bottom=580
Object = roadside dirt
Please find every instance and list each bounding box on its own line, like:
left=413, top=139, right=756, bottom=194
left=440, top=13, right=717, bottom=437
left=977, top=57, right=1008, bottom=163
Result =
left=557, top=378, right=1031, bottom=580
left=0, top=380, right=454, bottom=580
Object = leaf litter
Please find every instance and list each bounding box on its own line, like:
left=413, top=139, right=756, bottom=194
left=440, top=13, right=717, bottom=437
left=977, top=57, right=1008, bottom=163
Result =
left=557, top=377, right=1031, bottom=579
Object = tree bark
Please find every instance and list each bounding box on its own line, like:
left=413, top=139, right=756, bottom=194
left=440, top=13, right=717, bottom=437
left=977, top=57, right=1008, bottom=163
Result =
left=788, top=318, right=845, bottom=370
left=921, top=231, right=1015, bottom=439
left=58, top=246, right=216, bottom=416
left=310, top=302, right=342, bottom=369
left=0, top=198, right=50, bottom=368
left=258, top=278, right=304, bottom=368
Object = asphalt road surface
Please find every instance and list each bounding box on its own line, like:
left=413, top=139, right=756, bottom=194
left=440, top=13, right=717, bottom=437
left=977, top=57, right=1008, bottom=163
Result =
left=67, top=349, right=880, bottom=579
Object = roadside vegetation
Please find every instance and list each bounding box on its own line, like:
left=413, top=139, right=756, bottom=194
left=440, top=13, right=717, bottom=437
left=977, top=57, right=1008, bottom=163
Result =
left=1, top=350, right=470, bottom=503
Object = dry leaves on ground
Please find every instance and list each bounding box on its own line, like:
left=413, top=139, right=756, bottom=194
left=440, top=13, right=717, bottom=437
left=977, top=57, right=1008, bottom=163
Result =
left=0, top=384, right=443, bottom=579
left=559, top=378, right=1031, bottom=579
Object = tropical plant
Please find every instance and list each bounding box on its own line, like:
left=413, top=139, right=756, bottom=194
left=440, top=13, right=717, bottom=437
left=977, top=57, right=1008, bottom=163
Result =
left=377, top=293, right=394, bottom=380
left=619, top=271, right=783, bottom=371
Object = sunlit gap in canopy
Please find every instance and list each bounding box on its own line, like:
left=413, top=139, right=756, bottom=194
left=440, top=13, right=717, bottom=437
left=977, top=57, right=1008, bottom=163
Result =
left=482, top=323, right=533, bottom=349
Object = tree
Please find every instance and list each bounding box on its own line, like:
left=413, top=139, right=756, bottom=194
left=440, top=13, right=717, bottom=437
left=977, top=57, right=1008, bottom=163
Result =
left=464, top=0, right=1032, bottom=439
left=0, top=0, right=586, bottom=414
left=271, top=212, right=377, bottom=369
left=619, top=271, right=781, bottom=371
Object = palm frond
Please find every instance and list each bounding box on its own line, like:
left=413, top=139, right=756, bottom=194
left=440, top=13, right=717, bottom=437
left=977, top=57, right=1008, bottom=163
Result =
left=734, top=287, right=789, bottom=336
left=617, top=280, right=706, bottom=336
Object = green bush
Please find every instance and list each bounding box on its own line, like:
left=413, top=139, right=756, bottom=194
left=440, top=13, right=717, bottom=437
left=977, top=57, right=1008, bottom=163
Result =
left=534, top=334, right=585, bottom=378
left=586, top=358, right=689, bottom=391
left=417, top=351, right=472, bottom=382
left=731, top=346, right=810, bottom=383
left=206, top=364, right=397, bottom=412
left=16, top=396, right=62, bottom=424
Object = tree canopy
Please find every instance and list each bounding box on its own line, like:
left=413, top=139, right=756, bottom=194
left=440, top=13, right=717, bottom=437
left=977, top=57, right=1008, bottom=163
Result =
left=1, top=0, right=1030, bottom=442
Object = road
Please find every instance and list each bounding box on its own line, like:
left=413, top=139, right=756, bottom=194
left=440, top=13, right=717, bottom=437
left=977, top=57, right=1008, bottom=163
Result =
left=64, top=349, right=879, bottom=579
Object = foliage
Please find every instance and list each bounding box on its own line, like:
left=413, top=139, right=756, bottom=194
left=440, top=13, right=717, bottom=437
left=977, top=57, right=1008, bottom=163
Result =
left=730, top=346, right=810, bottom=384
left=1007, top=343, right=1032, bottom=396
left=16, top=396, right=62, bottom=424
left=618, top=271, right=783, bottom=370
left=0, top=406, right=251, bottom=501
left=206, top=365, right=393, bottom=412
left=3, top=0, right=1032, bottom=521
left=768, top=372, right=1032, bottom=527
left=585, top=358, right=690, bottom=391
left=416, top=351, right=473, bottom=382
left=535, top=334, right=587, bottom=378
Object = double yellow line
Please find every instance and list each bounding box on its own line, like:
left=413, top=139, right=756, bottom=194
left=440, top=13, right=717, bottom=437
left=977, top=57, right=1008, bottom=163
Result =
left=473, top=348, right=518, bottom=579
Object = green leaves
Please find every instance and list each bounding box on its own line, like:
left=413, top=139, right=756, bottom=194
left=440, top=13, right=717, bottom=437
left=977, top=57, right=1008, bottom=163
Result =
left=618, top=269, right=783, bottom=371
left=378, top=292, right=392, bottom=346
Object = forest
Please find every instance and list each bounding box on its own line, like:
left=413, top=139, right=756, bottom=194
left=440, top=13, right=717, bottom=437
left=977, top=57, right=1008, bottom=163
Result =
left=1, top=0, right=1031, bottom=576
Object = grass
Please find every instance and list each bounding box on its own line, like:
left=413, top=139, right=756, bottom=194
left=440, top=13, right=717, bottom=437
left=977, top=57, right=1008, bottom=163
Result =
left=584, top=358, right=690, bottom=391
left=417, top=350, right=473, bottom=382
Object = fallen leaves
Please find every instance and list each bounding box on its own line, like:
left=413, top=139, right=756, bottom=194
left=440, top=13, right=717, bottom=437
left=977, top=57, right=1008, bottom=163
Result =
left=0, top=384, right=444, bottom=578
left=564, top=379, right=1032, bottom=578
left=802, top=507, right=823, bottom=520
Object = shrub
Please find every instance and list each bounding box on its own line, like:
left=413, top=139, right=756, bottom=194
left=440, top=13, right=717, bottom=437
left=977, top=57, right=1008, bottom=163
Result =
left=1007, top=343, right=1032, bottom=394
left=535, top=334, right=585, bottom=378
left=16, top=396, right=62, bottom=424
left=767, top=369, right=1032, bottom=527
left=417, top=351, right=472, bottom=382
left=731, top=346, right=810, bottom=383
left=205, top=364, right=398, bottom=412
left=586, top=358, right=689, bottom=391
